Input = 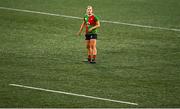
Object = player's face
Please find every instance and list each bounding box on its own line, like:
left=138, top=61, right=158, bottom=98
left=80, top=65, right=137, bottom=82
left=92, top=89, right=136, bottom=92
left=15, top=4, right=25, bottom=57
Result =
left=86, top=7, right=93, bottom=15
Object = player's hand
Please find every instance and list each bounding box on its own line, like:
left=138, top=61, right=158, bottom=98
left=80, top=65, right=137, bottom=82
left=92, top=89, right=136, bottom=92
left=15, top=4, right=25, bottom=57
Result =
left=88, top=28, right=93, bottom=32
left=88, top=27, right=95, bottom=32
left=77, top=31, right=81, bottom=36
left=83, top=31, right=86, bottom=36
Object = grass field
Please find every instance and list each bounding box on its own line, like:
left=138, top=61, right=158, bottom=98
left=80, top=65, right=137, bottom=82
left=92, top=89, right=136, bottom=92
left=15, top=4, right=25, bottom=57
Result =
left=0, top=0, right=180, bottom=108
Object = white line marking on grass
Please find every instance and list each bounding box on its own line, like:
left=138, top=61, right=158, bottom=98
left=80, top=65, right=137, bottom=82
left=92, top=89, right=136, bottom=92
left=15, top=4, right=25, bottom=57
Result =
left=9, top=83, right=138, bottom=106
left=101, top=20, right=180, bottom=32
left=0, top=6, right=82, bottom=20
left=0, top=6, right=180, bottom=32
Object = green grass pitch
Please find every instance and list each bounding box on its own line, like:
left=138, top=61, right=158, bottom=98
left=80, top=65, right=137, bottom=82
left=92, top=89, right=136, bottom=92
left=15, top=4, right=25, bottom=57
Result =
left=0, top=0, right=180, bottom=108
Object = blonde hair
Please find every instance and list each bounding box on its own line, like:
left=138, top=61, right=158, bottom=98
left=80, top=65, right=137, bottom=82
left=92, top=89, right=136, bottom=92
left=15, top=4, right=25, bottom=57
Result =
left=87, top=6, right=93, bottom=9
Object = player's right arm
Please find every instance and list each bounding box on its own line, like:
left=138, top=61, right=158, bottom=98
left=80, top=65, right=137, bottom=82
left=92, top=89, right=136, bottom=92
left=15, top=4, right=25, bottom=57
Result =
left=77, top=20, right=86, bottom=36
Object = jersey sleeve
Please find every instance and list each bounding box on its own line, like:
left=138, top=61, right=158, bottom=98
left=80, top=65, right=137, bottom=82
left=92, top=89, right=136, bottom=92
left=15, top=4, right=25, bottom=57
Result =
left=84, top=14, right=88, bottom=22
left=94, top=15, right=100, bottom=22
left=83, top=16, right=85, bottom=21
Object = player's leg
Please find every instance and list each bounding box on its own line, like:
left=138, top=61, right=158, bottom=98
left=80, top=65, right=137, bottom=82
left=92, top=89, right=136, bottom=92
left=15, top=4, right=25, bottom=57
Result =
left=85, top=34, right=92, bottom=62
left=90, top=39, right=97, bottom=63
left=86, top=40, right=92, bottom=62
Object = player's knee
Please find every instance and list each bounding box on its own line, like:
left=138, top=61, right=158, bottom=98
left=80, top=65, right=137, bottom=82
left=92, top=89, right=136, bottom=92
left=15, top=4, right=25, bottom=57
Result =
left=91, top=45, right=96, bottom=49
left=86, top=45, right=90, bottom=49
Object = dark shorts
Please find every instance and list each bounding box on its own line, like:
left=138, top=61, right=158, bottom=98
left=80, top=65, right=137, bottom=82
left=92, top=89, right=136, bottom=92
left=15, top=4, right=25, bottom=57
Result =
left=85, top=33, right=97, bottom=40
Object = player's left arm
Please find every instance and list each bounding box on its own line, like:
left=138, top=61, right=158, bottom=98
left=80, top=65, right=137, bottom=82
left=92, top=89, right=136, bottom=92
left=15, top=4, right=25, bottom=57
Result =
left=88, top=21, right=100, bottom=32
left=77, top=20, right=86, bottom=36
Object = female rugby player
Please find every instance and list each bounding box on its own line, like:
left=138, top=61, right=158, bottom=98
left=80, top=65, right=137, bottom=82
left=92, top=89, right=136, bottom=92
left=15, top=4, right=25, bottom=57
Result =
left=77, top=6, right=100, bottom=63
